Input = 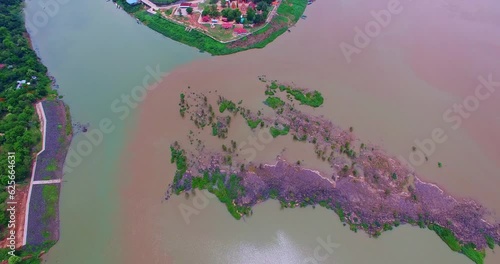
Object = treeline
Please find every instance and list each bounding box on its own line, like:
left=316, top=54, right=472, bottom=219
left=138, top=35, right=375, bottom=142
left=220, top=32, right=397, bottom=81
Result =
left=202, top=0, right=272, bottom=24
left=0, top=0, right=52, bottom=233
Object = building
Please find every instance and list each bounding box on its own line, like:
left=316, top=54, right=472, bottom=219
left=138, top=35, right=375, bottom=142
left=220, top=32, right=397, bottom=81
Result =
left=234, top=27, right=248, bottom=35
left=16, top=80, right=27, bottom=89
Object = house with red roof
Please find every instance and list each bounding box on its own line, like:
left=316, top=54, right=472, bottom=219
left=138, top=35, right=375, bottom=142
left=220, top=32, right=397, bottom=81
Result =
left=234, top=27, right=248, bottom=35
left=239, top=3, right=247, bottom=12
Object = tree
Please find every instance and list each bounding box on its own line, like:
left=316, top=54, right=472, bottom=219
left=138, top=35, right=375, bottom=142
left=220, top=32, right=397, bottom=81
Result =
left=221, top=8, right=231, bottom=18
left=262, top=9, right=269, bottom=20
left=256, top=1, right=269, bottom=11
left=202, top=8, right=209, bottom=17
left=253, top=14, right=264, bottom=24
left=254, top=0, right=273, bottom=4
left=223, top=8, right=240, bottom=22
left=8, top=255, right=22, bottom=264
left=231, top=9, right=242, bottom=22
left=0, top=0, right=62, bottom=242
left=209, top=4, right=220, bottom=18
left=246, top=7, right=256, bottom=22
left=186, top=7, right=193, bottom=15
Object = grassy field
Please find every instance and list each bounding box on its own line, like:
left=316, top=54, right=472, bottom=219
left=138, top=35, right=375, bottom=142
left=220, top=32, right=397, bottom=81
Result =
left=42, top=185, right=59, bottom=221
left=136, top=11, right=239, bottom=54
left=202, top=24, right=234, bottom=42
left=278, top=0, right=308, bottom=23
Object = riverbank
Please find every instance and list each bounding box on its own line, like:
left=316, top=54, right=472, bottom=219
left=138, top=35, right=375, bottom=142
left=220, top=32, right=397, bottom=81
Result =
left=168, top=81, right=499, bottom=264
left=116, top=0, right=308, bottom=55
left=0, top=100, right=72, bottom=263
left=0, top=0, right=73, bottom=262
left=25, top=100, right=72, bottom=247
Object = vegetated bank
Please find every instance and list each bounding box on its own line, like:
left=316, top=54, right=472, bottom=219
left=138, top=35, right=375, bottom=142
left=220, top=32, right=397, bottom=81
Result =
left=25, top=100, right=72, bottom=249
left=166, top=79, right=499, bottom=264
left=115, top=0, right=308, bottom=55
left=0, top=0, right=72, bottom=262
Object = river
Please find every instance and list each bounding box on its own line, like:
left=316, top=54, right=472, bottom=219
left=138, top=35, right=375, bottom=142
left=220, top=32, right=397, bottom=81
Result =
left=24, top=0, right=207, bottom=262
left=25, top=0, right=500, bottom=263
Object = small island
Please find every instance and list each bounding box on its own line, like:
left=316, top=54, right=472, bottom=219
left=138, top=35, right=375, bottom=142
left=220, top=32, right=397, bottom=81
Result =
left=116, top=0, right=310, bottom=55
left=166, top=78, right=499, bottom=264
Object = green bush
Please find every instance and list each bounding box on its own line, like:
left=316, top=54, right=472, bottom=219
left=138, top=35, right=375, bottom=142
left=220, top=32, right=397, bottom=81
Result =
left=485, top=235, right=495, bottom=250
left=264, top=96, right=285, bottom=109
left=246, top=119, right=262, bottom=129
left=286, top=89, right=324, bottom=107
left=270, top=126, right=289, bottom=138
left=462, top=243, right=485, bottom=264
left=8, top=255, right=22, bottom=264
left=219, top=100, right=236, bottom=113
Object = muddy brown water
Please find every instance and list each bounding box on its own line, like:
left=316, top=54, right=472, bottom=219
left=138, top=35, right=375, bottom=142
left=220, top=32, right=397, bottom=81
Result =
left=120, top=1, right=500, bottom=263
left=25, top=0, right=500, bottom=263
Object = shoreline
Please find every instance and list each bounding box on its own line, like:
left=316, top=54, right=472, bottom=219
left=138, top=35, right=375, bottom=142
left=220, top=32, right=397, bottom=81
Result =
left=115, top=0, right=309, bottom=55
left=0, top=0, right=73, bottom=261
left=169, top=82, right=499, bottom=264
left=20, top=100, right=72, bottom=258
left=22, top=100, right=72, bottom=255
left=0, top=99, right=72, bottom=261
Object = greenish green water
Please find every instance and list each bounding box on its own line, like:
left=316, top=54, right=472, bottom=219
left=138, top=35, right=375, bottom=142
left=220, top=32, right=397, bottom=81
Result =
left=25, top=0, right=206, bottom=262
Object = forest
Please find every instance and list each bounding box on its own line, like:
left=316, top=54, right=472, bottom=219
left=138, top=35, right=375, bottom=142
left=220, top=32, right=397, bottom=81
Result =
left=0, top=0, right=54, bottom=235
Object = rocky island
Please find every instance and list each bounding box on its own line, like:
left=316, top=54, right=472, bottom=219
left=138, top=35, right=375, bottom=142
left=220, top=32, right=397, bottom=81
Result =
left=166, top=79, right=499, bottom=264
